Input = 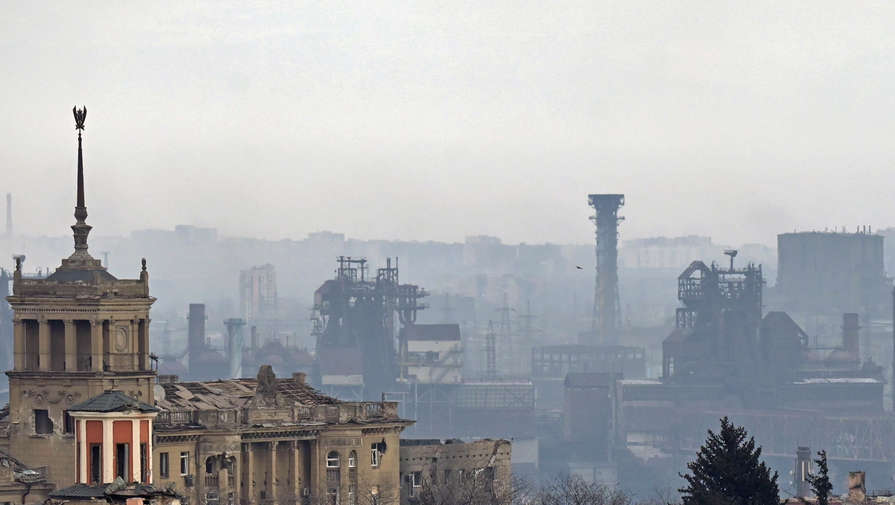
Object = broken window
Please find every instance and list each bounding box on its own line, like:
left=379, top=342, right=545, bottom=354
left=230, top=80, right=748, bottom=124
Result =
left=370, top=444, right=381, bottom=467
left=63, top=411, right=74, bottom=434
left=409, top=471, right=422, bottom=497
left=34, top=409, right=52, bottom=434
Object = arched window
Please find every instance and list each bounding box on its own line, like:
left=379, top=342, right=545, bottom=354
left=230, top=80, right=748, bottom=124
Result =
left=326, top=451, right=340, bottom=468
left=348, top=451, right=357, bottom=468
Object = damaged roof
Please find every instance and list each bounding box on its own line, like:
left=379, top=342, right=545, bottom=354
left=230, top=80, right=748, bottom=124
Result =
left=157, top=375, right=340, bottom=411
left=70, top=390, right=158, bottom=413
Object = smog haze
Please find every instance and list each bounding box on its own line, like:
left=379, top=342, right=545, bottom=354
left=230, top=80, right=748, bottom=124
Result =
left=3, top=2, right=895, bottom=245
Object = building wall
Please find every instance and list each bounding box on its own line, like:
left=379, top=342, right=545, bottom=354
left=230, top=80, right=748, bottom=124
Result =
left=776, top=231, right=888, bottom=314
left=398, top=439, right=511, bottom=505
left=153, top=426, right=404, bottom=505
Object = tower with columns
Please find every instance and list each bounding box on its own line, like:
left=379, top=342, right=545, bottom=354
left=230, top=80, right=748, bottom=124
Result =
left=5, top=107, right=156, bottom=487
left=69, top=390, right=158, bottom=485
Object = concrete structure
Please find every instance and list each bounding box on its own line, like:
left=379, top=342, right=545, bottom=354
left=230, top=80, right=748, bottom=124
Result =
left=531, top=344, right=644, bottom=411
left=398, top=439, right=511, bottom=505
left=777, top=231, right=889, bottom=315
left=398, top=324, right=462, bottom=384
left=239, top=264, right=277, bottom=332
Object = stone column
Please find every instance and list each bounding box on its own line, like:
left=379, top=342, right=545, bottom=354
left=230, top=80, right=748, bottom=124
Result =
left=245, top=443, right=255, bottom=505
left=232, top=453, right=241, bottom=505
left=79, top=419, right=88, bottom=483
left=132, top=419, right=141, bottom=482
left=269, top=441, right=278, bottom=504
left=130, top=319, right=138, bottom=371
left=13, top=319, right=24, bottom=370
left=147, top=419, right=153, bottom=484
left=141, top=318, right=151, bottom=371
left=91, top=320, right=103, bottom=372
left=38, top=318, right=50, bottom=371
left=64, top=319, right=77, bottom=371
left=292, top=441, right=301, bottom=503
left=102, top=419, right=113, bottom=483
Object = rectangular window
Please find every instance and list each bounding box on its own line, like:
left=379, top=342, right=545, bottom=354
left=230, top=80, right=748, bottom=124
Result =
left=63, top=412, right=74, bottom=434
left=140, top=444, right=147, bottom=482
left=90, top=444, right=102, bottom=484
left=180, top=451, right=190, bottom=476
left=34, top=409, right=53, bottom=434
left=348, top=453, right=356, bottom=468
left=370, top=444, right=380, bottom=467
left=160, top=452, right=170, bottom=479
left=116, top=443, right=129, bottom=480
left=409, top=471, right=422, bottom=497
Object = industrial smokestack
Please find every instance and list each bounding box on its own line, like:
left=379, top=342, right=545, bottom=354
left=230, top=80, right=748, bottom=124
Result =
left=187, top=304, right=206, bottom=373
left=842, top=313, right=860, bottom=357
left=793, top=446, right=811, bottom=497
left=224, top=318, right=245, bottom=379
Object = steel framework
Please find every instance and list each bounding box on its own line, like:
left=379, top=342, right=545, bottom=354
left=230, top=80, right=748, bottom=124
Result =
left=588, top=194, right=625, bottom=344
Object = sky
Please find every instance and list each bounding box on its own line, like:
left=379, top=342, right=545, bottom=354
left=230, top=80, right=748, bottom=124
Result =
left=2, top=1, right=895, bottom=246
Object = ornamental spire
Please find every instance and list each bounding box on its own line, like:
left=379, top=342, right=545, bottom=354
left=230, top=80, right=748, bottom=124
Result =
left=71, top=106, right=92, bottom=255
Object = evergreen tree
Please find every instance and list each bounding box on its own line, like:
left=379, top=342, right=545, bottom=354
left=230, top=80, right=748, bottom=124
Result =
left=807, top=450, right=832, bottom=505
left=679, top=417, right=779, bottom=505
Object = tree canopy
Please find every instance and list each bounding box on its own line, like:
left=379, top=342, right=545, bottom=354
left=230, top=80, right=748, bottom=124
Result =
left=679, top=417, right=779, bottom=505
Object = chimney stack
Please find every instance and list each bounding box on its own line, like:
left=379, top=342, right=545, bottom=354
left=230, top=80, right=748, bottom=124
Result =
left=794, top=446, right=811, bottom=497
left=187, top=304, right=207, bottom=375
left=224, top=318, right=246, bottom=379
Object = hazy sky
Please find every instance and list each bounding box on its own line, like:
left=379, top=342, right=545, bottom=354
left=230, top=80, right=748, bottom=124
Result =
left=3, top=2, right=895, bottom=246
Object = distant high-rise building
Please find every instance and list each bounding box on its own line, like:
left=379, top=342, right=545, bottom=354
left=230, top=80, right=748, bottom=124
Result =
left=239, top=263, right=277, bottom=323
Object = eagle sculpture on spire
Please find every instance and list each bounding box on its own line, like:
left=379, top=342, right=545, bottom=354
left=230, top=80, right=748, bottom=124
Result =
left=73, top=106, right=86, bottom=131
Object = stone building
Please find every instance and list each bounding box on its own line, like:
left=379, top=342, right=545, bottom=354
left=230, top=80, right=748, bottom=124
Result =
left=0, top=449, right=52, bottom=505
left=153, top=368, right=410, bottom=505
left=0, top=110, right=413, bottom=505
left=397, top=439, right=511, bottom=505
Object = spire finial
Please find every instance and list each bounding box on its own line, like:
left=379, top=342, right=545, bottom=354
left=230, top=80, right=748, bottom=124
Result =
left=71, top=106, right=91, bottom=255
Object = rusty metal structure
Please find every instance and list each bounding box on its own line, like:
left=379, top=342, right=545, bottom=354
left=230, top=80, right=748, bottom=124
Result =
left=312, top=256, right=427, bottom=400
left=663, top=252, right=763, bottom=388
left=588, top=194, right=624, bottom=344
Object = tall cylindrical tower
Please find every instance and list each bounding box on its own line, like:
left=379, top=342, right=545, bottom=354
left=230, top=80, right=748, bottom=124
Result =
left=588, top=194, right=625, bottom=344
